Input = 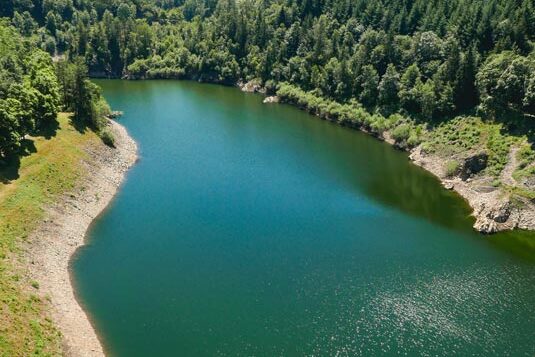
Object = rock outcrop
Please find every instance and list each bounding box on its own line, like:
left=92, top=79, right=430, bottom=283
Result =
left=263, top=95, right=280, bottom=104
left=409, top=146, right=535, bottom=233
left=238, top=80, right=263, bottom=93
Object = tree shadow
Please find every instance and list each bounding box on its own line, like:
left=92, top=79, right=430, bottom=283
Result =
left=33, top=118, right=60, bottom=139
left=69, top=113, right=91, bottom=134
left=0, top=139, right=36, bottom=183
left=0, top=155, right=21, bottom=183
left=496, top=111, right=535, bottom=148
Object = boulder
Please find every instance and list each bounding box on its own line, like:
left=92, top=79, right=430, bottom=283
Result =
left=460, top=152, right=488, bottom=181
left=263, top=96, right=280, bottom=104
left=238, top=80, right=262, bottom=93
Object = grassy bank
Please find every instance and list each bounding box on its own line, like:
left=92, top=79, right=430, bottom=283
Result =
left=0, top=113, right=101, bottom=356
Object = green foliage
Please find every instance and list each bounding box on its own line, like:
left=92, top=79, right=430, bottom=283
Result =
left=485, top=127, right=514, bottom=177
left=424, top=116, right=517, bottom=177
left=476, top=51, right=535, bottom=116
left=513, top=144, right=535, bottom=182
left=4, top=0, right=531, bottom=125
left=98, top=127, right=115, bottom=147
left=55, top=58, right=111, bottom=131
left=0, top=21, right=60, bottom=159
left=516, top=145, right=535, bottom=170
left=391, top=123, right=411, bottom=143
left=378, top=64, right=400, bottom=111
left=445, top=160, right=460, bottom=177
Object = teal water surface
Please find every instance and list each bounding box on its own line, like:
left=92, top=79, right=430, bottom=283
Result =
left=73, top=80, right=535, bottom=356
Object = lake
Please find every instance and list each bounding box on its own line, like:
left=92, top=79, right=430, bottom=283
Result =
left=73, top=80, right=535, bottom=356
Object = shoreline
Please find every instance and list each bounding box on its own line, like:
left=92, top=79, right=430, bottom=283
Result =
left=238, top=81, right=535, bottom=234
left=89, top=76, right=535, bottom=234
left=25, top=119, right=137, bottom=356
left=14, top=79, right=531, bottom=355
left=409, top=146, right=535, bottom=233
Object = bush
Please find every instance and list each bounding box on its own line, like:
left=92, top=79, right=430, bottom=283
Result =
left=391, top=123, right=411, bottom=143
left=91, top=98, right=111, bottom=130
left=407, top=133, right=421, bottom=148
left=445, top=160, right=460, bottom=177
left=264, top=80, right=277, bottom=94
left=99, top=128, right=115, bottom=147
left=516, top=144, right=535, bottom=169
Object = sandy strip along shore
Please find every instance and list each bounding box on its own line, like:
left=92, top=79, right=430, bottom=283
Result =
left=25, top=120, right=137, bottom=356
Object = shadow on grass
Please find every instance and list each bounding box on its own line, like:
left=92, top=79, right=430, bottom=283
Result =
left=0, top=139, right=36, bottom=183
left=498, top=114, right=535, bottom=149
left=0, top=117, right=59, bottom=184
left=0, top=155, right=21, bottom=183
left=33, top=118, right=60, bottom=139
left=69, top=113, right=92, bottom=134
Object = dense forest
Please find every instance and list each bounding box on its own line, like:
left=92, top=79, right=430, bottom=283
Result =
left=0, top=0, right=534, bottom=164
left=0, top=19, right=112, bottom=159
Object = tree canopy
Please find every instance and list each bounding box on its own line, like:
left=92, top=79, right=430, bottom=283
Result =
left=1, top=0, right=535, bottom=156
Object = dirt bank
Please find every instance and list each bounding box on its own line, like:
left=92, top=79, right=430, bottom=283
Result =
left=25, top=120, right=137, bottom=356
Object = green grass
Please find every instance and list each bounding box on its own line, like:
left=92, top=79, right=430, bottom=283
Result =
left=0, top=113, right=101, bottom=356
left=513, top=144, right=535, bottom=185
left=445, top=160, right=460, bottom=177
left=423, top=116, right=517, bottom=177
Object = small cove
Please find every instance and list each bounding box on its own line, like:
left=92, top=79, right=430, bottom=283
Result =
left=73, top=80, right=535, bottom=356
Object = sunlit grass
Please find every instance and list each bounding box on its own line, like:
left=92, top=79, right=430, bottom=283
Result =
left=0, top=113, right=100, bottom=356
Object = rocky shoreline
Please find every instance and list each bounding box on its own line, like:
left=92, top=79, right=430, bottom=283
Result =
left=25, top=119, right=137, bottom=356
left=12, top=78, right=532, bottom=357
left=238, top=80, right=535, bottom=234
left=410, top=146, right=535, bottom=233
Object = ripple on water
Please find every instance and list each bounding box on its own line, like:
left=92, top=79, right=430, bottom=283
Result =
left=308, top=264, right=535, bottom=356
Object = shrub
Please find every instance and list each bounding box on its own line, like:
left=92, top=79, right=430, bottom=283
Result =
left=407, top=133, right=421, bottom=148
left=99, top=128, right=115, bottom=147
left=391, top=123, right=411, bottom=143
left=445, top=160, right=460, bottom=177
left=370, top=116, right=387, bottom=135
left=516, top=144, right=535, bottom=169
left=264, top=80, right=277, bottom=94
left=91, top=98, right=111, bottom=130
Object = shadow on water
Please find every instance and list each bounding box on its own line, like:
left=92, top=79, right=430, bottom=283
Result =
left=358, top=140, right=535, bottom=262
left=362, top=151, right=476, bottom=234
left=487, top=229, right=535, bottom=262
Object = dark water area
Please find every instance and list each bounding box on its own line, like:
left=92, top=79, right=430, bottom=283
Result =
left=73, top=80, right=535, bottom=356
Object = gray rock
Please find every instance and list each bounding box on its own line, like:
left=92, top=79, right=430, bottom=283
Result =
left=263, top=96, right=280, bottom=104
left=460, top=152, right=488, bottom=181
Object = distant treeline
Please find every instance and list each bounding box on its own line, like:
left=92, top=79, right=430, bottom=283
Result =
left=0, top=20, right=111, bottom=159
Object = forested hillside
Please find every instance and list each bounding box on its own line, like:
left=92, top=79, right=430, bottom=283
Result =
left=2, top=0, right=535, bottom=208
left=0, top=19, right=113, bottom=161
left=2, top=0, right=534, bottom=122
